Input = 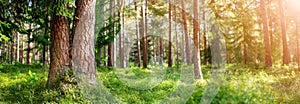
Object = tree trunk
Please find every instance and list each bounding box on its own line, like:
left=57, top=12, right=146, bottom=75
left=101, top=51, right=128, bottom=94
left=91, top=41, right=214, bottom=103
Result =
left=202, top=0, right=207, bottom=65
left=174, top=1, right=179, bottom=65
left=168, top=0, right=173, bottom=67
left=71, top=0, right=97, bottom=84
left=279, top=0, right=290, bottom=65
left=296, top=14, right=300, bottom=70
left=142, top=0, right=148, bottom=68
left=16, top=32, right=19, bottom=63
left=134, top=0, right=141, bottom=67
left=119, top=0, right=125, bottom=68
left=27, top=23, right=33, bottom=64
left=20, top=33, right=24, bottom=63
left=48, top=13, right=70, bottom=86
left=108, top=0, right=115, bottom=67
left=10, top=40, right=14, bottom=64
left=260, top=0, right=272, bottom=67
left=181, top=0, right=191, bottom=64
left=193, top=0, right=202, bottom=79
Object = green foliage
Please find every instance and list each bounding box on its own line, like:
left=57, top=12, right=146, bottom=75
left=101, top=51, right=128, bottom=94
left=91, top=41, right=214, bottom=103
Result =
left=0, top=64, right=299, bottom=103
left=52, top=0, right=76, bottom=18
left=96, top=15, right=121, bottom=48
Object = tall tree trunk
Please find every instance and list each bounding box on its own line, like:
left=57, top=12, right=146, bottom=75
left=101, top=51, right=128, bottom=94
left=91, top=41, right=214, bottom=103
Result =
left=174, top=1, right=179, bottom=65
left=142, top=0, right=148, bottom=68
left=182, top=30, right=186, bottom=62
left=296, top=14, right=300, bottom=70
left=20, top=34, right=24, bottom=63
left=260, top=0, right=272, bottom=67
left=10, top=40, right=14, bottom=64
left=48, top=13, right=70, bottom=86
left=134, top=0, right=141, bottom=67
left=71, top=0, right=97, bottom=84
left=181, top=0, right=191, bottom=64
left=193, top=0, right=202, bottom=79
left=26, top=23, right=33, bottom=64
left=279, top=0, right=290, bottom=65
left=108, top=0, right=115, bottom=67
left=202, top=0, right=207, bottom=65
left=168, top=0, right=173, bottom=67
left=119, top=0, right=125, bottom=68
left=16, top=32, right=19, bottom=63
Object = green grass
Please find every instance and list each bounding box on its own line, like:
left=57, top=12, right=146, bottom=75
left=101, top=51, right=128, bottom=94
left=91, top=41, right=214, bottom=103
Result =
left=0, top=63, right=299, bottom=103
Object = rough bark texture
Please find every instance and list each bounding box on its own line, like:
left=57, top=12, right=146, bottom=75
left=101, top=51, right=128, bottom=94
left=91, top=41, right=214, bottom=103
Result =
left=71, top=0, right=97, bottom=84
left=181, top=0, right=191, bottom=64
left=278, top=0, right=290, bottom=65
left=260, top=0, right=272, bottom=67
left=193, top=0, right=202, bottom=79
left=168, top=0, right=172, bottom=67
left=48, top=14, right=70, bottom=86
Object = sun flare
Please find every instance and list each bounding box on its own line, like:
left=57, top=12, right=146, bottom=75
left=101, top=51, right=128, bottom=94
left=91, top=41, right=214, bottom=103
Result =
left=287, top=0, right=300, bottom=12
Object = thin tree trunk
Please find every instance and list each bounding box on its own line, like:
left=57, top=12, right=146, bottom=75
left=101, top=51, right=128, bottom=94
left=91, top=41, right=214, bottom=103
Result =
left=20, top=33, right=24, bottom=63
left=10, top=40, right=14, bottom=64
left=168, top=0, right=172, bottom=67
left=174, top=1, right=179, bottom=65
left=16, top=32, right=19, bottom=63
left=193, top=0, right=202, bottom=79
left=296, top=14, right=300, bottom=70
left=27, top=23, right=33, bottom=64
left=260, top=0, right=272, bottom=67
left=202, top=0, right=207, bottom=65
left=108, top=0, right=115, bottom=67
left=181, top=0, right=191, bottom=64
left=142, top=0, right=148, bottom=68
left=279, top=0, right=290, bottom=65
left=134, top=0, right=141, bottom=67
left=119, top=0, right=125, bottom=68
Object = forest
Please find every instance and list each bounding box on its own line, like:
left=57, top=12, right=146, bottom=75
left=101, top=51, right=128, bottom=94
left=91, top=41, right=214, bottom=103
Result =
left=0, top=0, right=300, bottom=103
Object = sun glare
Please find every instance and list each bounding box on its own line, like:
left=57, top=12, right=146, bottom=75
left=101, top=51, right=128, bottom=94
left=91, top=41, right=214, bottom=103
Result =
left=287, top=0, right=300, bottom=12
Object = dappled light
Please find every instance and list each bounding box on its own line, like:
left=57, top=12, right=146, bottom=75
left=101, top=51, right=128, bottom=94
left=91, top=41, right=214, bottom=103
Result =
left=1, top=0, right=300, bottom=103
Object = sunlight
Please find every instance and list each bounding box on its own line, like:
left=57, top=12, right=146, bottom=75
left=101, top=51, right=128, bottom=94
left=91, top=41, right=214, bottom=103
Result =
left=287, top=0, right=300, bottom=13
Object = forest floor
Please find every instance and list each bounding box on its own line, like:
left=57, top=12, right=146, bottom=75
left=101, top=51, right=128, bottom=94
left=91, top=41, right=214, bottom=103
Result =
left=0, top=63, right=299, bottom=103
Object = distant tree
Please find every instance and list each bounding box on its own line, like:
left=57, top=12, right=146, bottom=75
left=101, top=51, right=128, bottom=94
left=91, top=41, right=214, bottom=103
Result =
left=260, top=0, right=272, bottom=67
left=168, top=0, right=173, bottom=67
left=193, top=0, right=202, bottom=79
left=181, top=0, right=191, bottom=64
left=278, top=0, right=290, bottom=65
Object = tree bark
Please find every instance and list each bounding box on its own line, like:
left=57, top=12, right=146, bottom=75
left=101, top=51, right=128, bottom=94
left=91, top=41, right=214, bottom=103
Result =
left=26, top=23, right=33, bottom=64
left=142, top=0, right=148, bottom=68
left=48, top=13, right=70, bottom=86
left=71, top=0, right=97, bottom=84
left=108, top=0, right=115, bottom=67
left=261, top=0, right=272, bottom=67
left=168, top=0, right=173, bottom=67
left=181, top=0, right=191, bottom=64
left=20, top=33, right=24, bottom=63
left=193, top=0, right=202, bottom=79
left=119, top=0, right=125, bottom=68
left=134, top=0, right=141, bottom=67
left=279, top=0, right=290, bottom=65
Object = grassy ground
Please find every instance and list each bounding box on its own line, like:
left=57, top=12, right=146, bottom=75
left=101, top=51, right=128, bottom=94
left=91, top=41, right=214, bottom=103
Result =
left=0, top=63, right=299, bottom=103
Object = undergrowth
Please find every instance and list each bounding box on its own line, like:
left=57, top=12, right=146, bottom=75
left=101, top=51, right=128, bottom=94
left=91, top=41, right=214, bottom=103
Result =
left=0, top=63, right=299, bottom=103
